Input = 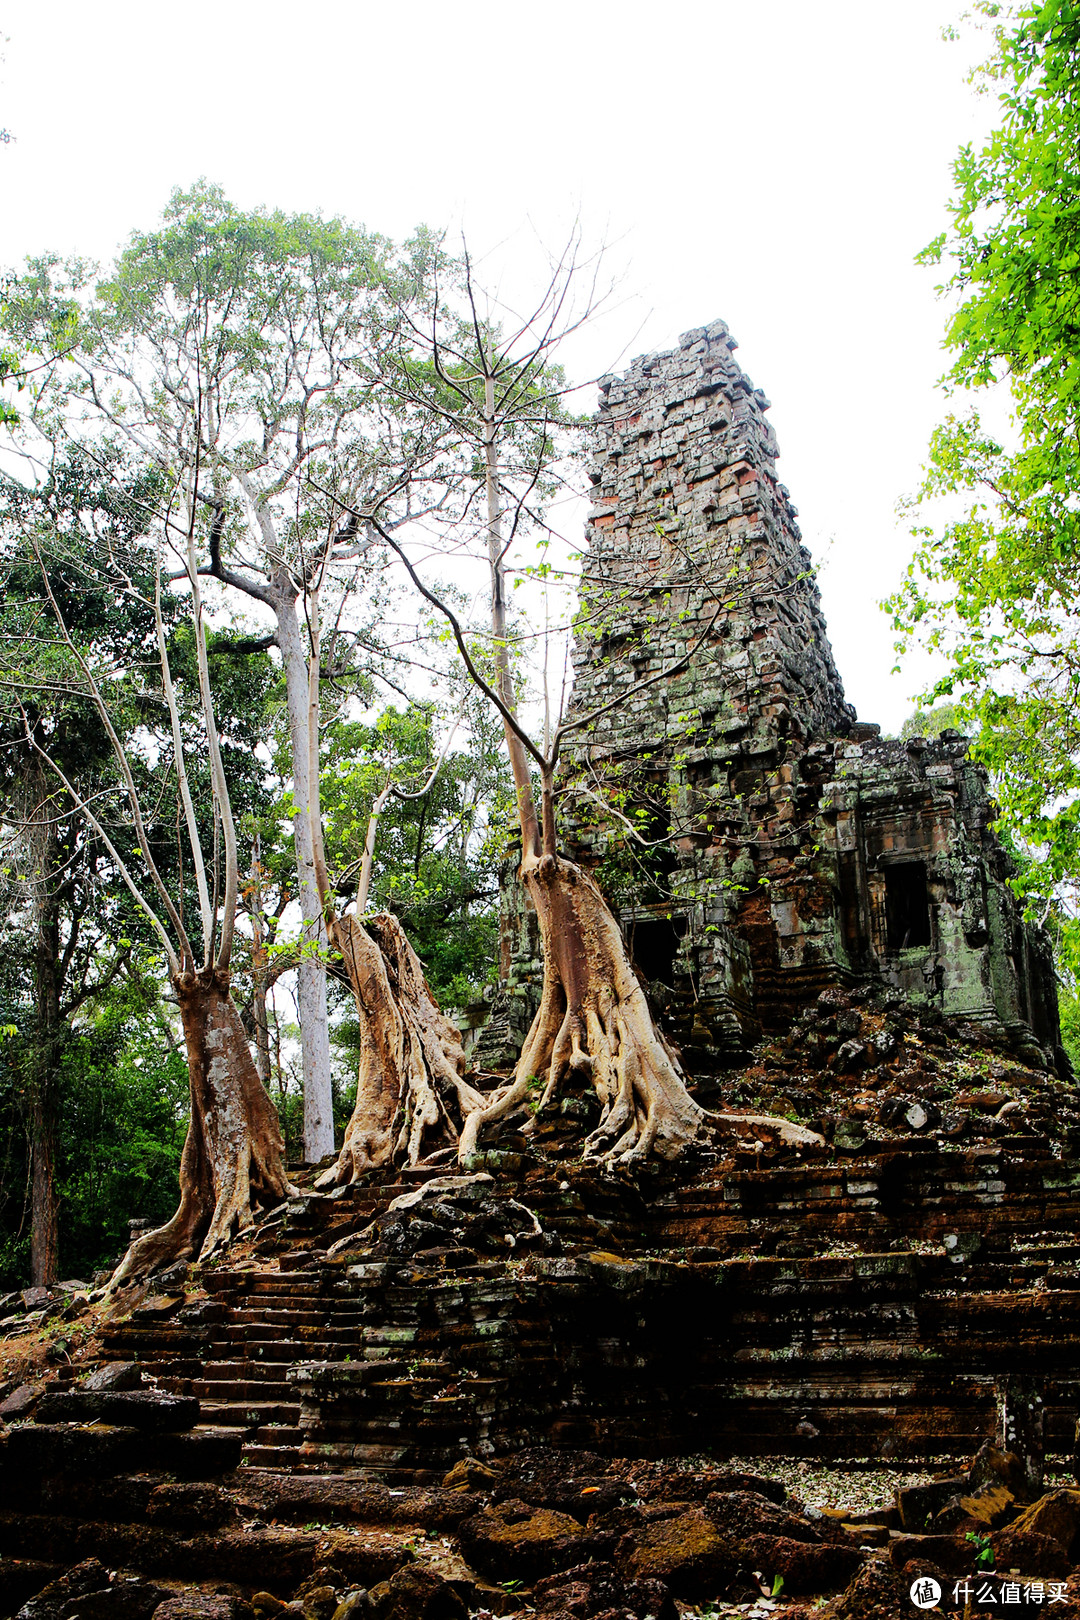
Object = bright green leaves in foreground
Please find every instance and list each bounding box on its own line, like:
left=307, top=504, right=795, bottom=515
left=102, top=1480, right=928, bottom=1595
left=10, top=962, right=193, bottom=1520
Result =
left=888, top=2, right=1080, bottom=907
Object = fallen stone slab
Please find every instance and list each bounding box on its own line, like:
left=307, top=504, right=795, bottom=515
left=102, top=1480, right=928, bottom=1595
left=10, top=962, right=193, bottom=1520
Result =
left=130, top=1294, right=186, bottom=1322
left=992, top=1524, right=1070, bottom=1576
left=706, top=1490, right=823, bottom=1545
left=0, top=1512, right=178, bottom=1578
left=458, top=1501, right=595, bottom=1582
left=66, top=1575, right=168, bottom=1619
left=621, top=1507, right=734, bottom=1597
left=0, top=1513, right=413, bottom=1592
left=179, top=1527, right=413, bottom=1590
left=368, top=1562, right=465, bottom=1620
left=887, top=1533, right=979, bottom=1576
left=896, top=1476, right=968, bottom=1532
left=708, top=1470, right=787, bottom=1505
left=826, top=1555, right=908, bottom=1620
left=239, top=1476, right=483, bottom=1530
left=931, top=1478, right=1017, bottom=1531
left=13, top=1556, right=109, bottom=1618
left=238, top=1476, right=393, bottom=1524
left=35, top=1391, right=200, bottom=1432
left=968, top=1442, right=1031, bottom=1500
left=1005, top=1486, right=1080, bottom=1557
left=83, top=1361, right=145, bottom=1392
left=5, top=1421, right=240, bottom=1485
left=38, top=1473, right=162, bottom=1524
left=532, top=1559, right=676, bottom=1620
left=0, top=1385, right=42, bottom=1421
left=739, top=1532, right=863, bottom=1594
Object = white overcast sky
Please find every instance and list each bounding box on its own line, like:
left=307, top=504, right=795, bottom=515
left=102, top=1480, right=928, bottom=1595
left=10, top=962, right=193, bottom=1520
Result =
left=1, top=0, right=994, bottom=732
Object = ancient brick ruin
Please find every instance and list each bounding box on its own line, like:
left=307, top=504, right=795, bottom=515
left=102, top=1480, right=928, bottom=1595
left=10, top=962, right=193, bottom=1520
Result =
left=477, top=319, right=1062, bottom=1073
left=6, top=322, right=1080, bottom=1618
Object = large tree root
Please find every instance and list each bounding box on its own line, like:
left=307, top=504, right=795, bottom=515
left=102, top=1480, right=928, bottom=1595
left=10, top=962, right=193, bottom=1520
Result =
left=459, top=853, right=706, bottom=1165
left=317, top=911, right=490, bottom=1187
left=105, top=969, right=291, bottom=1293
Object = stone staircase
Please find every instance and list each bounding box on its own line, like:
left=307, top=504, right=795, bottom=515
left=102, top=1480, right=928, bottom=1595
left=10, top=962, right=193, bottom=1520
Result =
left=86, top=1131, right=1080, bottom=1482
left=94, top=1147, right=641, bottom=1474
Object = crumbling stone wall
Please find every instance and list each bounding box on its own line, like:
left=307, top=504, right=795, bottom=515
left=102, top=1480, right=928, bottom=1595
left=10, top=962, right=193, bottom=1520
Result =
left=475, top=320, right=1061, bottom=1072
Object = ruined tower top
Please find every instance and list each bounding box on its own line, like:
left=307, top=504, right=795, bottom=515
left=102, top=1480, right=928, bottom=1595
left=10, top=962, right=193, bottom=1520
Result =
left=570, top=318, right=854, bottom=754
left=474, top=317, right=1060, bottom=1072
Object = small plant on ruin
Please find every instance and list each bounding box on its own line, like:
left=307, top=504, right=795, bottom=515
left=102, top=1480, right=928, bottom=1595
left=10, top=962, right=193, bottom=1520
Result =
left=966, top=1530, right=994, bottom=1568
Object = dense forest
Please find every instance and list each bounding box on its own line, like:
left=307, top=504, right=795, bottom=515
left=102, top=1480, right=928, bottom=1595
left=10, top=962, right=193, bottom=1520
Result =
left=0, top=201, right=544, bottom=1287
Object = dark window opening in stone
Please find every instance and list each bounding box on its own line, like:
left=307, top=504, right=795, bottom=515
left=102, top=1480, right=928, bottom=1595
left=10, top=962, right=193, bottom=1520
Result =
left=884, top=862, right=932, bottom=952
left=837, top=852, right=863, bottom=958
left=631, top=916, right=687, bottom=987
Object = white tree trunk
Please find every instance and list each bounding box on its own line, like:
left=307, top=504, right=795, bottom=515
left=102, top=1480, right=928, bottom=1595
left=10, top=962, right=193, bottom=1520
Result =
left=275, top=591, right=336, bottom=1163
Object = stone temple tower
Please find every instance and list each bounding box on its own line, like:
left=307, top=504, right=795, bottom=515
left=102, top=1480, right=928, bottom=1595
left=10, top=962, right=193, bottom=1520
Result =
left=473, top=320, right=1062, bottom=1073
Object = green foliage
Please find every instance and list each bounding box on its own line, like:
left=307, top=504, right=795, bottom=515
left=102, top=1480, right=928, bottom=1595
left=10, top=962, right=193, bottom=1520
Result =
left=966, top=1530, right=995, bottom=1568
left=0, top=346, right=24, bottom=428
left=53, top=982, right=188, bottom=1279
left=1059, top=981, right=1080, bottom=1071
left=898, top=701, right=974, bottom=741
left=888, top=1, right=1080, bottom=901
left=318, top=697, right=511, bottom=1007
left=0, top=973, right=187, bottom=1285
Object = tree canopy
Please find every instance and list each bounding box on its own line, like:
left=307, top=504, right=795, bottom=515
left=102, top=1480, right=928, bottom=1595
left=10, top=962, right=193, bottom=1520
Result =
left=888, top=0, right=1080, bottom=913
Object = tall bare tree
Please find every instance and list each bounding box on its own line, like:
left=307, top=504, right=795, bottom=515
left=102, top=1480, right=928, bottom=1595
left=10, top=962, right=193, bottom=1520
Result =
left=286, top=518, right=491, bottom=1185
left=10, top=501, right=290, bottom=1290
left=337, top=246, right=717, bottom=1161
left=4, top=183, right=445, bottom=1162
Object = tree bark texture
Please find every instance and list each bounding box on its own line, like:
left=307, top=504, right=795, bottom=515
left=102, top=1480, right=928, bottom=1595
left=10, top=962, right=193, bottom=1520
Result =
left=250, top=929, right=272, bottom=1089
left=29, top=1087, right=59, bottom=1288
left=106, top=969, right=290, bottom=1289
left=459, top=851, right=705, bottom=1164
left=274, top=585, right=336, bottom=1162
left=317, top=911, right=489, bottom=1185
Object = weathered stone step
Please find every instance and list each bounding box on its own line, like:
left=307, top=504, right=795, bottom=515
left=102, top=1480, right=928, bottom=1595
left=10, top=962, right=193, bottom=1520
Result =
left=241, top=1442, right=305, bottom=1468
left=191, top=1378, right=295, bottom=1401
left=252, top=1424, right=304, bottom=1445
left=0, top=1509, right=412, bottom=1586
left=204, top=1272, right=322, bottom=1296
left=97, top=1327, right=205, bottom=1354
left=196, top=1358, right=308, bottom=1380
left=225, top=1310, right=328, bottom=1330
left=34, top=1391, right=200, bottom=1430
left=199, top=1399, right=301, bottom=1428
left=205, top=1339, right=352, bottom=1362
left=4, top=1423, right=244, bottom=1479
